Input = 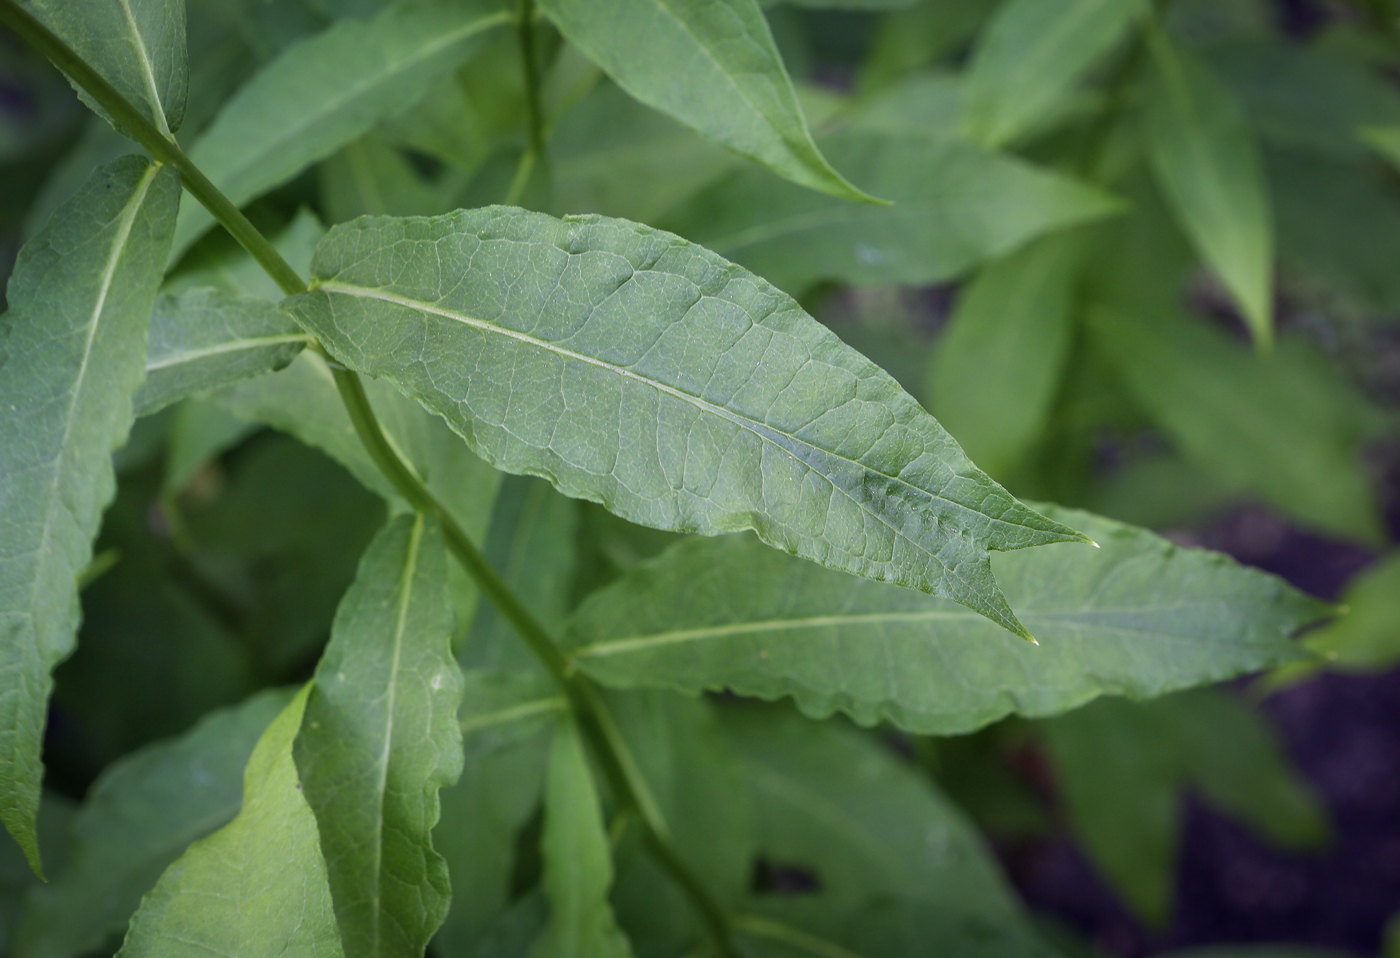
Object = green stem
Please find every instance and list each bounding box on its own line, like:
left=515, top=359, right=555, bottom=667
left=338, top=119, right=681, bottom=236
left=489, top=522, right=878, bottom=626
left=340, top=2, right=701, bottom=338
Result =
left=6, top=8, right=737, bottom=951
left=516, top=0, right=545, bottom=158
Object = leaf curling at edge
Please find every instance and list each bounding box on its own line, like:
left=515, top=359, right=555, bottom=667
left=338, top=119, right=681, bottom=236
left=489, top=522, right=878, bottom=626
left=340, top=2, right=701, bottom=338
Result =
left=562, top=505, right=1328, bottom=736
left=287, top=205, right=1093, bottom=640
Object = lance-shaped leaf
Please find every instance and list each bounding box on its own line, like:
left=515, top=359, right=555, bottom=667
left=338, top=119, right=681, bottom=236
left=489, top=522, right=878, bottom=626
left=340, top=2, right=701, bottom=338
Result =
left=115, top=686, right=344, bottom=958
left=528, top=716, right=634, bottom=958
left=666, top=130, right=1121, bottom=295
left=135, top=287, right=309, bottom=416
left=0, top=156, right=179, bottom=873
left=25, top=0, right=187, bottom=136
left=170, top=0, right=511, bottom=258
left=294, top=514, right=462, bottom=958
left=290, top=206, right=1091, bottom=639
left=14, top=689, right=293, bottom=958
left=960, top=0, right=1145, bottom=149
left=1143, top=30, right=1274, bottom=347
left=564, top=506, right=1324, bottom=735
left=537, top=0, right=868, bottom=203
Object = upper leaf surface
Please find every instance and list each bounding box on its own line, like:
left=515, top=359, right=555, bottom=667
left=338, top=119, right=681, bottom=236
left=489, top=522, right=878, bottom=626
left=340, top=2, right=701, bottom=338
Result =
left=170, top=0, right=510, bottom=258
left=0, top=156, right=179, bottom=874
left=136, top=286, right=309, bottom=416
left=14, top=689, right=293, bottom=958
left=960, top=0, right=1145, bottom=148
left=564, top=506, right=1323, bottom=735
left=24, top=0, right=187, bottom=136
left=115, top=686, right=345, bottom=958
left=289, top=206, right=1089, bottom=638
left=1143, top=30, right=1274, bottom=347
left=294, top=514, right=462, bottom=958
left=665, top=129, right=1121, bottom=294
left=537, top=0, right=871, bottom=202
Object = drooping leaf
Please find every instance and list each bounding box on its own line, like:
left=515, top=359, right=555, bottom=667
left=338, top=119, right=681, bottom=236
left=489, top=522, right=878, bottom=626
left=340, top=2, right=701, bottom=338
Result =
left=536, top=0, right=870, bottom=203
left=434, top=671, right=558, bottom=955
left=24, top=0, right=188, bottom=136
left=666, top=129, right=1120, bottom=294
left=14, top=689, right=293, bottom=958
left=0, top=156, right=179, bottom=873
left=1041, top=689, right=1327, bottom=926
left=960, top=0, right=1145, bottom=149
left=1088, top=306, right=1383, bottom=544
left=289, top=206, right=1092, bottom=639
left=170, top=0, right=511, bottom=258
left=1142, top=29, right=1274, bottom=346
left=528, top=716, right=634, bottom=958
left=564, top=505, right=1322, bottom=735
left=115, top=686, right=344, bottom=958
left=928, top=233, right=1083, bottom=481
left=135, top=287, right=309, bottom=416
left=293, top=513, right=460, bottom=958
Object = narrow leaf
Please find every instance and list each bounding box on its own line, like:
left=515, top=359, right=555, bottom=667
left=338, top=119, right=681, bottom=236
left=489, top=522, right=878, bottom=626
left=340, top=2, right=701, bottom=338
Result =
left=171, top=0, right=510, bottom=258
left=928, top=233, right=1082, bottom=480
left=294, top=514, right=461, bottom=958
left=24, top=0, right=187, bottom=136
left=15, top=689, right=293, bottom=958
left=135, top=287, right=309, bottom=416
left=537, top=0, right=871, bottom=202
left=960, top=0, right=1145, bottom=149
left=0, top=156, right=179, bottom=873
left=1143, top=30, right=1274, bottom=346
left=115, top=686, right=344, bottom=958
left=529, top=717, right=634, bottom=958
left=565, top=506, right=1323, bottom=735
left=666, top=129, right=1121, bottom=294
left=290, top=206, right=1092, bottom=639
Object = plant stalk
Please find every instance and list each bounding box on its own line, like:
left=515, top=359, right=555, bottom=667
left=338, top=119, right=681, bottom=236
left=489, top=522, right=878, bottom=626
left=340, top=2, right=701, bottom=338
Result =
left=516, top=0, right=546, bottom=159
left=6, top=9, right=738, bottom=950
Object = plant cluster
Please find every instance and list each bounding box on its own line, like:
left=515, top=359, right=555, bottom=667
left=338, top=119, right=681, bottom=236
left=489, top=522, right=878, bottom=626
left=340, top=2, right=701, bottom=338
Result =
left=0, top=0, right=1396, bottom=956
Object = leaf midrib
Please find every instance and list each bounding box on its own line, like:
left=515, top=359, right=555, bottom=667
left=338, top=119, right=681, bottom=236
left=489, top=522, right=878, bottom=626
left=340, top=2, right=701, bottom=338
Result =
left=145, top=334, right=310, bottom=372
left=315, top=282, right=1007, bottom=579
left=116, top=0, right=172, bottom=138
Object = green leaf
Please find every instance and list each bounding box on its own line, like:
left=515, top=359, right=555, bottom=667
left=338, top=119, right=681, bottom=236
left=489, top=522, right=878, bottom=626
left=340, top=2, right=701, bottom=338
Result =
left=293, top=513, right=461, bottom=958
left=135, top=287, right=309, bottom=416
left=666, top=129, right=1121, bottom=295
left=320, top=133, right=462, bottom=224
left=14, top=689, right=293, bottom=958
left=115, top=686, right=344, bottom=958
left=160, top=399, right=258, bottom=493
left=1362, top=124, right=1400, bottom=170
left=166, top=207, right=324, bottom=301
left=170, top=0, right=511, bottom=258
left=564, top=505, right=1322, bottom=735
left=536, top=0, right=871, bottom=203
left=290, top=206, right=1092, bottom=639
left=1042, top=690, right=1327, bottom=925
left=1143, top=30, right=1274, bottom=347
left=1301, top=553, right=1400, bottom=673
left=24, top=0, right=187, bottom=136
left=434, top=671, right=558, bottom=955
left=927, top=233, right=1083, bottom=481
left=960, top=0, right=1145, bottom=149
left=857, top=0, right=998, bottom=94
left=528, top=716, right=633, bottom=958
left=1088, top=305, right=1383, bottom=544
left=0, top=798, right=73, bottom=956
left=0, top=156, right=179, bottom=874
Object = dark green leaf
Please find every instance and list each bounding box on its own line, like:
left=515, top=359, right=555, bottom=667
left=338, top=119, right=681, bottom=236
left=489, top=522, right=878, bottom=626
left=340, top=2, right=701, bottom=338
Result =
left=294, top=513, right=461, bottom=958
left=115, top=686, right=344, bottom=958
left=1143, top=30, right=1274, bottom=346
left=135, top=287, right=308, bottom=416
left=857, top=0, right=998, bottom=94
left=528, top=716, right=633, bottom=958
left=320, top=134, right=457, bottom=224
left=565, top=505, right=1321, bottom=734
left=14, top=689, right=293, bottom=958
left=667, top=130, right=1120, bottom=294
left=537, top=0, right=871, bottom=203
left=960, top=0, right=1144, bottom=149
left=24, top=0, right=187, bottom=135
left=160, top=399, right=257, bottom=493
left=290, top=206, right=1092, bottom=638
left=0, top=156, right=179, bottom=873
left=170, top=0, right=510, bottom=257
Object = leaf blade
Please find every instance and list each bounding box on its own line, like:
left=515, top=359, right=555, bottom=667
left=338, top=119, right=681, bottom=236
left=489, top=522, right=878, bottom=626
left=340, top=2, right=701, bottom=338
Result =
left=290, top=206, right=1091, bottom=638
left=0, top=156, right=179, bottom=873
